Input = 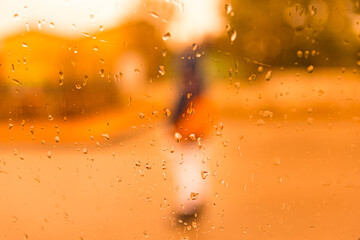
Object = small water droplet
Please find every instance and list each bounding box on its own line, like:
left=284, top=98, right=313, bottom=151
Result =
left=190, top=192, right=199, bottom=200
left=225, top=3, right=232, bottom=15
left=162, top=32, right=171, bottom=41
left=75, top=83, right=82, bottom=89
left=25, top=22, right=30, bottom=32
left=99, top=69, right=105, bottom=77
left=257, top=66, right=264, bottom=73
left=59, top=70, right=64, bottom=80
left=307, top=117, right=314, bottom=125
left=101, top=133, right=110, bottom=140
left=192, top=43, right=198, bottom=51
left=297, top=50, right=303, bottom=58
left=47, top=150, right=52, bottom=158
left=189, top=134, right=196, bottom=141
left=11, top=79, right=22, bottom=86
left=83, top=75, right=88, bottom=86
left=265, top=71, right=272, bottom=81
left=54, top=136, right=60, bottom=143
left=164, top=108, right=171, bottom=117
left=307, top=65, right=314, bottom=73
left=201, top=171, right=209, bottom=180
left=230, top=30, right=237, bottom=43
left=22, top=42, right=28, bottom=48
left=83, top=148, right=88, bottom=154
left=158, top=65, right=165, bottom=76
left=148, top=11, right=159, bottom=19
left=49, top=22, right=55, bottom=28
left=138, top=113, right=145, bottom=119
left=174, top=132, right=182, bottom=142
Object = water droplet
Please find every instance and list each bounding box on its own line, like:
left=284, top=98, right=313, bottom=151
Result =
left=197, top=137, right=202, bottom=149
left=189, top=134, right=196, bottom=141
left=162, top=49, right=167, bottom=57
left=307, top=117, right=314, bottom=125
left=49, top=22, right=55, bottom=28
left=162, top=32, right=171, bottom=41
left=9, top=124, right=13, bottom=130
left=265, top=71, right=272, bottom=81
left=192, top=43, right=198, bottom=51
left=48, top=115, right=54, bottom=121
left=257, top=66, right=264, bottom=73
left=93, top=46, right=99, bottom=51
left=164, top=108, right=171, bottom=117
left=83, top=148, right=88, bottom=154
left=99, top=25, right=104, bottom=31
left=148, top=11, right=159, bottom=19
left=101, top=133, right=110, bottom=140
left=138, top=113, right=145, bottom=119
left=225, top=3, right=232, bottom=15
left=59, top=70, right=64, bottom=80
left=230, top=30, right=237, bottom=43
left=22, top=42, right=28, bottom=48
left=54, top=136, right=60, bottom=143
left=25, top=22, right=30, bottom=32
left=297, top=50, right=303, bottom=58
left=174, top=132, right=182, bottom=142
left=83, top=75, right=88, bottom=86
left=11, top=79, right=22, bottom=86
left=158, top=65, right=165, bottom=76
left=13, top=13, right=19, bottom=19
left=190, top=192, right=199, bottom=200
left=47, top=150, right=52, bottom=158
left=307, top=65, right=314, bottom=73
left=99, top=69, right=105, bottom=77
left=273, top=157, right=281, bottom=166
left=201, top=171, right=209, bottom=180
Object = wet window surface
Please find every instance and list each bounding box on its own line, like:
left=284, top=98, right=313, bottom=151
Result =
left=0, top=0, right=360, bottom=239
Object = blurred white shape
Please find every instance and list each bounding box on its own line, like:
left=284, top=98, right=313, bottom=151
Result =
left=167, top=0, right=224, bottom=47
left=114, top=51, right=146, bottom=94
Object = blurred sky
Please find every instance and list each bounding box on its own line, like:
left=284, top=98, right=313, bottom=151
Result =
left=0, top=0, right=141, bottom=39
left=0, top=0, right=224, bottom=44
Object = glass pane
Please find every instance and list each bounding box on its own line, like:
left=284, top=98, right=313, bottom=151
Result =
left=0, top=0, right=359, bottom=239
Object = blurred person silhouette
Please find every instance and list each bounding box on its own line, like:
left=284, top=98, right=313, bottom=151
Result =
left=166, top=47, right=216, bottom=220
left=158, top=0, right=224, bottom=221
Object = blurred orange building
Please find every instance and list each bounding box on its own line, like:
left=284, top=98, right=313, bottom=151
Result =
left=0, top=21, right=162, bottom=120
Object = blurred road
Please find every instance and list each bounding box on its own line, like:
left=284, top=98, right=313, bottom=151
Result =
left=0, top=69, right=360, bottom=239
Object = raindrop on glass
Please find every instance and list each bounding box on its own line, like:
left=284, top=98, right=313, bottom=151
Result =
left=162, top=32, right=171, bottom=41
left=265, top=71, right=272, bottom=81
left=158, top=65, right=165, bottom=76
